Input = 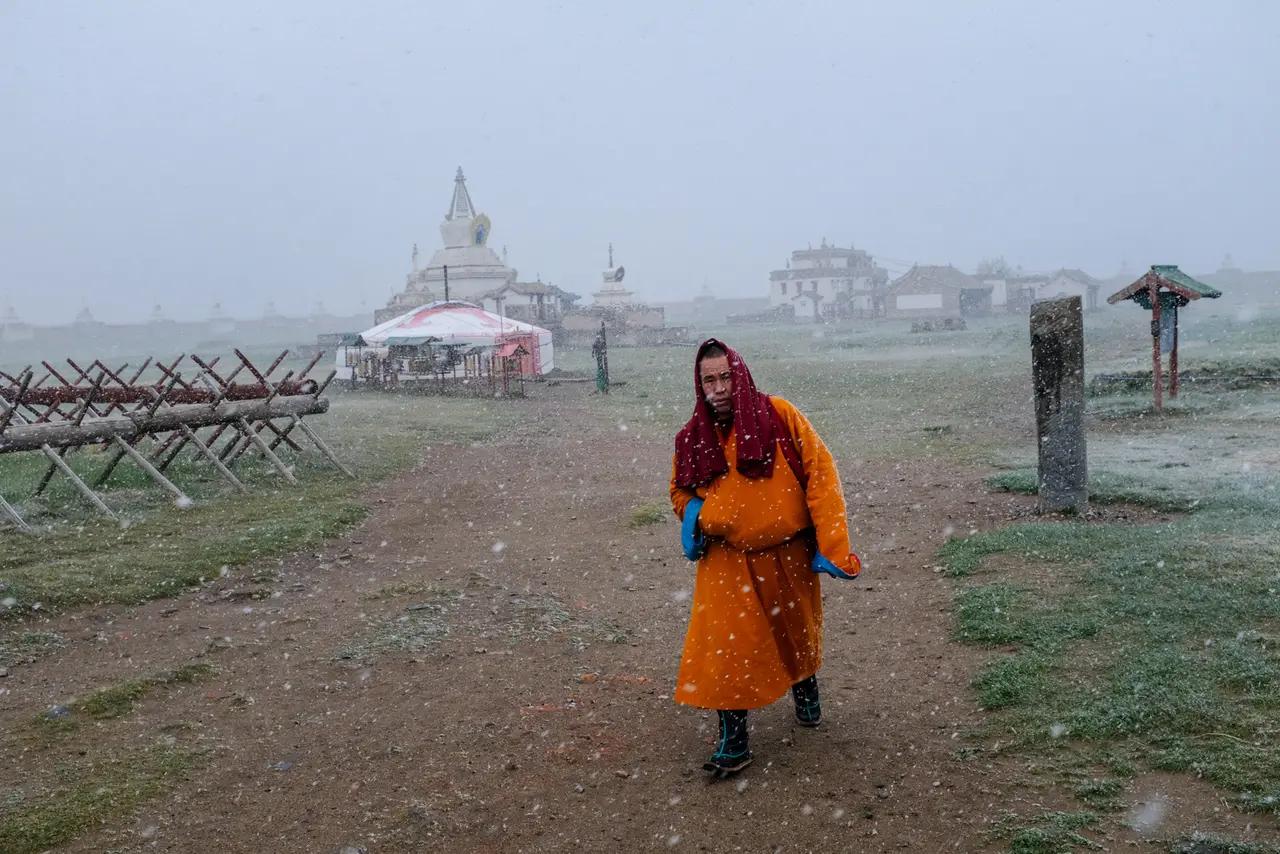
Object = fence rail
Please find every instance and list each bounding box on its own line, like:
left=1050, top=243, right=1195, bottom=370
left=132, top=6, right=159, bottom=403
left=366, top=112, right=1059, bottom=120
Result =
left=0, top=349, right=351, bottom=533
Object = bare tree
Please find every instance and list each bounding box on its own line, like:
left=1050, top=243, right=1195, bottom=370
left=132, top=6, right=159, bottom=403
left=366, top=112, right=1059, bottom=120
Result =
left=976, top=256, right=1014, bottom=278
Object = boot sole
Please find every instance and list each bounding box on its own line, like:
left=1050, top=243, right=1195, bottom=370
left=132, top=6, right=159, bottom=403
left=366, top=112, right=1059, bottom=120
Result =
left=795, top=716, right=821, bottom=728
left=703, top=754, right=753, bottom=778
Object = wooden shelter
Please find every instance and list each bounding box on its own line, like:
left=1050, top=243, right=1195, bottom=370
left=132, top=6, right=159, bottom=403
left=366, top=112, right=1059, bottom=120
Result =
left=1107, top=265, right=1222, bottom=410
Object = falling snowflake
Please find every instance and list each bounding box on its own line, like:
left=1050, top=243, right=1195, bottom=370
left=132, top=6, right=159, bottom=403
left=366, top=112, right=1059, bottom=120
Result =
left=1127, top=796, right=1168, bottom=835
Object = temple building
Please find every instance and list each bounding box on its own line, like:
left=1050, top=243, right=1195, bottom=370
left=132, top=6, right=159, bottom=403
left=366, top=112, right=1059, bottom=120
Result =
left=378, top=168, right=517, bottom=323
left=478, top=279, right=579, bottom=326
left=768, top=239, right=889, bottom=322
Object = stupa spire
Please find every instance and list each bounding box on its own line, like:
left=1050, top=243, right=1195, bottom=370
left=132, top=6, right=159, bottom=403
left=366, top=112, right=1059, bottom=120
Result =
left=447, top=166, right=475, bottom=221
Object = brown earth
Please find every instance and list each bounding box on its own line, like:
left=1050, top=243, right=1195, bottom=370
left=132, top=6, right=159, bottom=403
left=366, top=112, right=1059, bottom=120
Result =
left=2, top=390, right=1275, bottom=852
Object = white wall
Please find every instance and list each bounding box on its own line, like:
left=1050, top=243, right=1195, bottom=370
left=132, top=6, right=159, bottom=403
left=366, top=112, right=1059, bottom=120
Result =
left=769, top=281, right=787, bottom=307
left=793, top=296, right=818, bottom=320
left=982, top=278, right=1008, bottom=306
left=896, top=293, right=944, bottom=310
left=771, top=270, right=872, bottom=307
left=1039, top=276, right=1089, bottom=301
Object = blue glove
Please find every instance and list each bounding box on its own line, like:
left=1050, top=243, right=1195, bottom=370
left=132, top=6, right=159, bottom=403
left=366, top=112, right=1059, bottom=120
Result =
left=811, top=551, right=858, bottom=580
left=681, top=498, right=707, bottom=561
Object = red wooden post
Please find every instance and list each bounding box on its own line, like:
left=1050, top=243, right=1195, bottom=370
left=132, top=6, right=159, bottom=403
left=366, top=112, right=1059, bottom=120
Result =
left=1150, top=280, right=1163, bottom=411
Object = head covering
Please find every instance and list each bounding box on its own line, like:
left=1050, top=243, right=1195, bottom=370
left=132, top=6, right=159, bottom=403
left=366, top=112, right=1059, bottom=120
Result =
left=673, top=338, right=787, bottom=488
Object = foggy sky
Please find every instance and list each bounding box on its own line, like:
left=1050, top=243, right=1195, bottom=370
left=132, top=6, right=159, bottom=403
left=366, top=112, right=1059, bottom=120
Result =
left=2, top=0, right=1278, bottom=324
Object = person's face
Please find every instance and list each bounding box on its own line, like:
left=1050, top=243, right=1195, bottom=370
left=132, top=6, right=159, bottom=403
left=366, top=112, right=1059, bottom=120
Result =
left=699, top=354, right=733, bottom=417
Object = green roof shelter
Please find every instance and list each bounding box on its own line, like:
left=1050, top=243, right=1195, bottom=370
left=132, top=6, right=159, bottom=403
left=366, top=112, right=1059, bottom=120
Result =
left=1107, top=265, right=1222, bottom=410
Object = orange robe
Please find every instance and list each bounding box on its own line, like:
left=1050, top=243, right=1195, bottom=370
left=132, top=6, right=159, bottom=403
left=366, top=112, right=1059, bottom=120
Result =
left=669, top=396, right=858, bottom=711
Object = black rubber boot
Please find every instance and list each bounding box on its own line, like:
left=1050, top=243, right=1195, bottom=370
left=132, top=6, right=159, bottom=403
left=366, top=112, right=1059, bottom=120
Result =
left=792, top=675, right=822, bottom=727
left=703, top=709, right=752, bottom=777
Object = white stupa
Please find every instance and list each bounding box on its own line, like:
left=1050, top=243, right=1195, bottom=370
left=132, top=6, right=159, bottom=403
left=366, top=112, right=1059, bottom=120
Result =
left=382, top=168, right=516, bottom=320
left=592, top=243, right=634, bottom=307
left=207, top=302, right=235, bottom=336
left=0, top=304, right=33, bottom=342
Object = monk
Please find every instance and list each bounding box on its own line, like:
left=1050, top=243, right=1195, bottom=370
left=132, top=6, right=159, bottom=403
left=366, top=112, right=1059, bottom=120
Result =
left=669, top=339, right=861, bottom=777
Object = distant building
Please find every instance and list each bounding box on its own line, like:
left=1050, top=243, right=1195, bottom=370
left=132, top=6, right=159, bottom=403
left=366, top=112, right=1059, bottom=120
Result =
left=768, top=239, right=888, bottom=322
left=560, top=243, right=680, bottom=345
left=976, top=276, right=1009, bottom=310
left=479, top=280, right=580, bottom=325
left=1001, top=275, right=1050, bottom=313
left=379, top=168, right=518, bottom=323
left=261, top=301, right=289, bottom=326
left=73, top=306, right=100, bottom=327
left=981, top=269, right=1102, bottom=312
left=1039, top=269, right=1103, bottom=311
left=659, top=287, right=771, bottom=327
left=207, top=302, right=236, bottom=337
left=1196, top=265, right=1280, bottom=306
left=0, top=305, right=33, bottom=343
left=561, top=303, right=674, bottom=346
left=884, top=265, right=984, bottom=319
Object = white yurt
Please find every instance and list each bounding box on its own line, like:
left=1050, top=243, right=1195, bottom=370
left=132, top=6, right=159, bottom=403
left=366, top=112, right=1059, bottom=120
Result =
left=337, top=301, right=554, bottom=377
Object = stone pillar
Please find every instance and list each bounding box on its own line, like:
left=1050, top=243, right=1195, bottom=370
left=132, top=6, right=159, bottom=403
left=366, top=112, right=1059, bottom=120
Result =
left=1030, top=296, right=1087, bottom=513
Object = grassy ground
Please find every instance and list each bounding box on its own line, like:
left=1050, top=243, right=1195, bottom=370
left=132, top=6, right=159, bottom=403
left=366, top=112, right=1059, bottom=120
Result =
left=0, top=390, right=516, bottom=618
left=565, top=316, right=1035, bottom=467
left=5, top=308, right=1280, bottom=850
left=0, top=385, right=521, bottom=849
left=34, top=662, right=216, bottom=732
left=940, top=307, right=1280, bottom=847
left=544, top=314, right=1280, bottom=849
left=945, top=477, right=1280, bottom=812
left=0, top=745, right=199, bottom=854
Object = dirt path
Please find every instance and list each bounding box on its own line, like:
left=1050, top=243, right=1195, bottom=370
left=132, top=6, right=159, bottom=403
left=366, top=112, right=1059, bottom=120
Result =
left=5, top=392, right=1083, bottom=852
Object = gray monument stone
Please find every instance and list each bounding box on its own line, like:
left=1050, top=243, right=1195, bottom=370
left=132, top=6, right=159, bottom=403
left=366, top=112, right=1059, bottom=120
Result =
left=1030, top=296, right=1087, bottom=513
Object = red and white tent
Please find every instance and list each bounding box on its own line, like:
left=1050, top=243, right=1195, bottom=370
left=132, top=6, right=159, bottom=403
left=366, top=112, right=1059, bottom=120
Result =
left=357, top=301, right=554, bottom=374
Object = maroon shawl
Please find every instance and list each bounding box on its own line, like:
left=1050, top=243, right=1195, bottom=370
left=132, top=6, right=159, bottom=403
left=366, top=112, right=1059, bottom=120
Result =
left=674, top=338, right=797, bottom=489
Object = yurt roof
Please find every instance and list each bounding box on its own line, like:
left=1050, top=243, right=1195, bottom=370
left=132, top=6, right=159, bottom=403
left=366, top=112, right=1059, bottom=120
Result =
left=359, top=301, right=550, bottom=346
